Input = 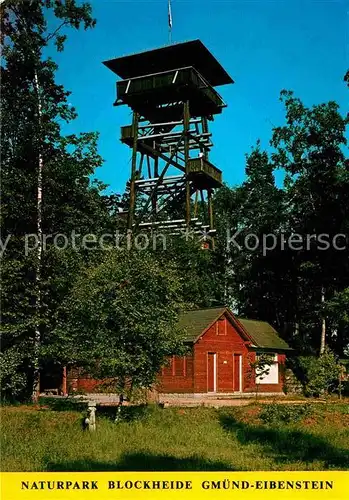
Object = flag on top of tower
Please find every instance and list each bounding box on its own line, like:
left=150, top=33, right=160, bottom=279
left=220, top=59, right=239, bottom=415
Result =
left=168, top=0, right=173, bottom=29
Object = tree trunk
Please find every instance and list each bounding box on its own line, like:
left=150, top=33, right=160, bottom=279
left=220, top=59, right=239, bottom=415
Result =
left=32, top=69, right=43, bottom=402
left=320, top=285, right=326, bottom=355
left=295, top=321, right=299, bottom=339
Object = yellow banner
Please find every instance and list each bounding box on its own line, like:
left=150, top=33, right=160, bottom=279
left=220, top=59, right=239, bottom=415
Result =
left=1, top=472, right=348, bottom=500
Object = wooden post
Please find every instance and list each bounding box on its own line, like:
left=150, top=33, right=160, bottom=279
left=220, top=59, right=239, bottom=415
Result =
left=154, top=156, right=159, bottom=177
left=127, top=111, right=139, bottom=230
left=139, top=153, right=144, bottom=177
left=152, top=156, right=159, bottom=214
left=62, top=366, right=67, bottom=396
left=208, top=189, right=214, bottom=229
left=183, top=101, right=191, bottom=227
left=208, top=188, right=215, bottom=250
left=202, top=117, right=209, bottom=160
left=193, top=190, right=199, bottom=218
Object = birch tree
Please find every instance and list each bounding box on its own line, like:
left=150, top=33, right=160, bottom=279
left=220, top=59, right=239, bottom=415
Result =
left=1, top=1, right=109, bottom=401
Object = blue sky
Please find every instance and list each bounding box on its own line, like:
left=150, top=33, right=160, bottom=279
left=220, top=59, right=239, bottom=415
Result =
left=50, top=0, right=348, bottom=194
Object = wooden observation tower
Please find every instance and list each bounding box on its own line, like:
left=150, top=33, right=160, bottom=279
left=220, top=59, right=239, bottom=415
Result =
left=103, top=40, right=233, bottom=241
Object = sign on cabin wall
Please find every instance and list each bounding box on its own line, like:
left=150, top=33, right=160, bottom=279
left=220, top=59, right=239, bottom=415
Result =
left=256, top=354, right=279, bottom=384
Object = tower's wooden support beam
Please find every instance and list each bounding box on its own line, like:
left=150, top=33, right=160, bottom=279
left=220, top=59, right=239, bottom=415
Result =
left=127, top=111, right=139, bottom=230
left=133, top=136, right=184, bottom=230
left=138, top=218, right=200, bottom=228
left=139, top=142, right=185, bottom=172
left=207, top=188, right=215, bottom=250
left=138, top=118, right=201, bottom=129
left=138, top=131, right=211, bottom=142
left=184, top=100, right=191, bottom=227
left=135, top=174, right=184, bottom=187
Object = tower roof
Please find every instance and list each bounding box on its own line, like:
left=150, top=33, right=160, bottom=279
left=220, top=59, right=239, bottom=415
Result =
left=103, top=39, right=234, bottom=87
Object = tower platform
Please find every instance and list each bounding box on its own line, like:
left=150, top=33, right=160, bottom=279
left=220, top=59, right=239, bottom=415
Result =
left=103, top=40, right=233, bottom=121
left=103, top=40, right=233, bottom=239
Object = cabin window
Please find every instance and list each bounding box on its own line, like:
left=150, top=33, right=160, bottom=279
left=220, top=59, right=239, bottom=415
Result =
left=162, top=354, right=191, bottom=377
left=185, top=355, right=193, bottom=377
left=255, top=353, right=279, bottom=384
left=216, top=317, right=226, bottom=335
left=174, top=356, right=186, bottom=376
left=162, top=356, right=174, bottom=376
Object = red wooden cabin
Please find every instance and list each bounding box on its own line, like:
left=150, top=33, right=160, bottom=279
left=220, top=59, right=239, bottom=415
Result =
left=157, top=307, right=292, bottom=394
left=57, top=307, right=292, bottom=395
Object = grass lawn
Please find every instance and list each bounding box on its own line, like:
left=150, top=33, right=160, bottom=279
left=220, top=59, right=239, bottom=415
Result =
left=1, top=402, right=349, bottom=471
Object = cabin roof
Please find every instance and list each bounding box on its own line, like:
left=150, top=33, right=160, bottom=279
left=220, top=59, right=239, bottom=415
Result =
left=237, top=318, right=292, bottom=351
left=179, top=307, right=292, bottom=351
left=179, top=307, right=226, bottom=342
left=103, top=39, right=234, bottom=87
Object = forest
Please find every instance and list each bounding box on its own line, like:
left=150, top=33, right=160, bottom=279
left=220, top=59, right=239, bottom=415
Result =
left=1, top=0, right=349, bottom=402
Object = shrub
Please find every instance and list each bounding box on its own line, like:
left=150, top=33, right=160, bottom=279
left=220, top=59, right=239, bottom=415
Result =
left=340, top=381, right=349, bottom=397
left=260, top=404, right=313, bottom=424
left=297, top=348, right=342, bottom=397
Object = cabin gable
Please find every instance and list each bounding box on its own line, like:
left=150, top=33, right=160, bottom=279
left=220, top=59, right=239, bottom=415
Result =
left=196, top=312, right=249, bottom=346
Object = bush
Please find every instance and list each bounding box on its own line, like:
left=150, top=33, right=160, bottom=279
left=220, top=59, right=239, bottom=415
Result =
left=39, top=397, right=87, bottom=412
left=297, top=348, right=342, bottom=397
left=260, top=404, right=313, bottom=424
left=341, top=381, right=349, bottom=397
left=97, top=403, right=157, bottom=423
